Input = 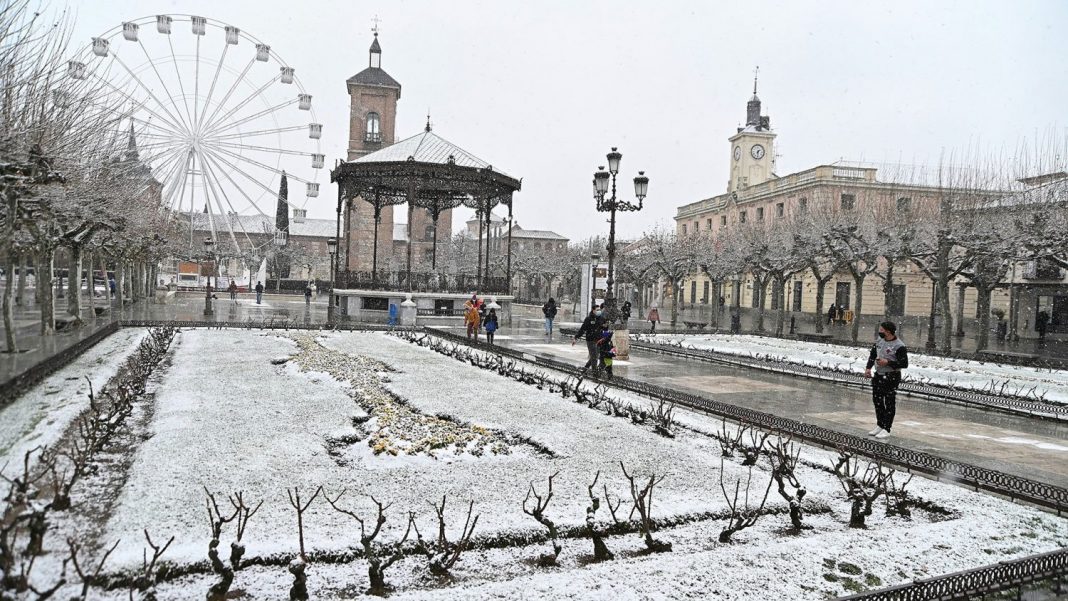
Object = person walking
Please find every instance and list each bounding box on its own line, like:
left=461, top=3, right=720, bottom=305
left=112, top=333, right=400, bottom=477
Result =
left=228, top=280, right=238, bottom=304
left=542, top=297, right=558, bottom=339
left=484, top=308, right=499, bottom=345
left=620, top=301, right=632, bottom=325
left=647, top=306, right=660, bottom=333
left=573, top=306, right=607, bottom=375
left=596, top=325, right=616, bottom=377
left=864, top=321, right=909, bottom=439
left=304, top=284, right=312, bottom=306
left=464, top=295, right=481, bottom=341
left=1036, top=309, right=1050, bottom=342
left=254, top=281, right=264, bottom=304
left=827, top=304, right=838, bottom=324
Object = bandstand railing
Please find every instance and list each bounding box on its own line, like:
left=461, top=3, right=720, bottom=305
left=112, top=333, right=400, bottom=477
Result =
left=335, top=270, right=510, bottom=295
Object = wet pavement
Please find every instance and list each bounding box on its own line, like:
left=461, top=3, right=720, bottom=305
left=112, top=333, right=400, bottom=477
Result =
left=480, top=325, right=1068, bottom=488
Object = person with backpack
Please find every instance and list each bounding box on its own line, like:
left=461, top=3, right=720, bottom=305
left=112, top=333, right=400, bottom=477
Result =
left=542, top=297, right=558, bottom=338
left=864, top=321, right=909, bottom=439
left=484, top=308, right=499, bottom=344
left=597, top=326, right=617, bottom=377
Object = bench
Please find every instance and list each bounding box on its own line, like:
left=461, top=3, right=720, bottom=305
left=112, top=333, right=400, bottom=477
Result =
left=796, top=332, right=834, bottom=343
left=683, top=321, right=708, bottom=330
left=54, top=316, right=79, bottom=331
left=93, top=306, right=110, bottom=317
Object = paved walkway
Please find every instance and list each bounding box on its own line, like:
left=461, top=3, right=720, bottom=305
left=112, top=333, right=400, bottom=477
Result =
left=481, top=325, right=1068, bottom=488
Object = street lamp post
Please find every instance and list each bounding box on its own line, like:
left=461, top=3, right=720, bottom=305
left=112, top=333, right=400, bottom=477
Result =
left=203, top=236, right=214, bottom=316
left=592, top=147, right=649, bottom=326
left=327, top=237, right=337, bottom=322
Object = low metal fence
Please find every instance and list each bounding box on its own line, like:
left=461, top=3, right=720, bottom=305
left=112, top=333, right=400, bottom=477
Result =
left=119, top=319, right=396, bottom=332
left=336, top=270, right=510, bottom=295
left=627, top=339, right=1068, bottom=421
left=422, top=326, right=1068, bottom=514
left=836, top=546, right=1067, bottom=600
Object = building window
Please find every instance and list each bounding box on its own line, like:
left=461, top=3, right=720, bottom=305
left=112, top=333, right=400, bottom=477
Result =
left=776, top=202, right=784, bottom=218
left=365, top=112, right=381, bottom=142
left=798, top=197, right=808, bottom=212
left=703, top=281, right=710, bottom=304
left=707, top=218, right=713, bottom=230
left=693, top=221, right=699, bottom=232
left=739, top=210, right=747, bottom=223
left=841, top=193, right=856, bottom=211
left=720, top=215, right=727, bottom=226
left=757, top=207, right=765, bottom=221
left=681, top=224, right=687, bottom=236
left=897, top=197, right=911, bottom=213
left=690, top=281, right=697, bottom=304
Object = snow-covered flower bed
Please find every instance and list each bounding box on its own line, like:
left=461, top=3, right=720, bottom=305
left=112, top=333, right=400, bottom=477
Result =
left=639, top=333, right=1068, bottom=404
left=10, top=329, right=1066, bottom=600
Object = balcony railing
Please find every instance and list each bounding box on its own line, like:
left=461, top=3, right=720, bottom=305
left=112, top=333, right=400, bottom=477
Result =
left=364, top=132, right=382, bottom=143
left=336, top=270, right=510, bottom=295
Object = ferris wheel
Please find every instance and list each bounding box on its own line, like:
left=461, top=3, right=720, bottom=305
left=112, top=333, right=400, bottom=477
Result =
left=65, top=15, right=323, bottom=254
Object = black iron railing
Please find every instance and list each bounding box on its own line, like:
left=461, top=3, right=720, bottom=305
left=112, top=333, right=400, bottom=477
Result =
left=335, top=270, right=510, bottom=295
left=837, top=547, right=1067, bottom=600
left=422, top=326, right=1068, bottom=514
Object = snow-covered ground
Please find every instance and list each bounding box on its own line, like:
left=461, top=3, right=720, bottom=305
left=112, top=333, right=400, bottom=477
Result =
left=22, top=329, right=1068, bottom=600
left=641, top=333, right=1068, bottom=404
left=0, top=327, right=148, bottom=465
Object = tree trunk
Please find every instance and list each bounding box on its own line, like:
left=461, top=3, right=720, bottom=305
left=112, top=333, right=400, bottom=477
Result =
left=3, top=258, right=17, bottom=352
left=974, top=285, right=993, bottom=351
left=812, top=268, right=826, bottom=334
left=955, top=285, right=966, bottom=337
left=67, top=244, right=83, bottom=325
left=755, top=276, right=767, bottom=333
left=39, top=250, right=55, bottom=336
left=670, top=281, right=680, bottom=327
left=851, top=273, right=866, bottom=343
left=881, top=263, right=896, bottom=321
left=86, top=251, right=95, bottom=318
left=774, top=276, right=786, bottom=336
left=15, top=253, right=25, bottom=307
left=101, top=256, right=112, bottom=306
left=925, top=284, right=938, bottom=351
left=938, top=277, right=953, bottom=352
left=117, top=262, right=126, bottom=310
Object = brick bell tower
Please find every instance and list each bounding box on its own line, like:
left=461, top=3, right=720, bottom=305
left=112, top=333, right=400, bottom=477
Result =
left=344, top=32, right=401, bottom=271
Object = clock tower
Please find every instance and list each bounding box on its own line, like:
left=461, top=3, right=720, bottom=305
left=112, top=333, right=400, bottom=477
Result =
left=727, top=69, right=776, bottom=193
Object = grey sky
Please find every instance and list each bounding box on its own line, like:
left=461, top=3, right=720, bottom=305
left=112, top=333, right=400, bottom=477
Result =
left=73, top=0, right=1067, bottom=242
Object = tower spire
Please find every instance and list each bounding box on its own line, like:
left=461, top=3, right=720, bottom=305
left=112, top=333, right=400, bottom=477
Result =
left=753, top=65, right=759, bottom=95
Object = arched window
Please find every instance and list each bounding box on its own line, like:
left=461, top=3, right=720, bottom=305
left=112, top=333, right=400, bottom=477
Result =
left=365, top=112, right=381, bottom=142
left=424, top=224, right=435, bottom=240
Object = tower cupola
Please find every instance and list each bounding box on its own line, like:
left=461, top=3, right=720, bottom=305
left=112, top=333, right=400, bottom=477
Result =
left=369, top=33, right=381, bottom=68
left=746, top=68, right=761, bottom=127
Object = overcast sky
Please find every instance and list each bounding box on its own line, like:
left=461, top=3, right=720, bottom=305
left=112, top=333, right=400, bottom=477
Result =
left=72, top=0, right=1067, bottom=242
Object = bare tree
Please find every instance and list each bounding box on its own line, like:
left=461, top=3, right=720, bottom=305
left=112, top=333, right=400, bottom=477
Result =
left=67, top=537, right=119, bottom=601
left=767, top=436, right=807, bottom=532
left=619, top=462, right=671, bottom=552
left=412, top=495, right=480, bottom=576
left=205, top=489, right=262, bottom=601
left=584, top=471, right=613, bottom=561
left=718, top=458, right=773, bottom=543
left=831, top=451, right=893, bottom=528
left=521, top=471, right=562, bottom=566
left=325, top=491, right=412, bottom=596
left=286, top=486, right=322, bottom=601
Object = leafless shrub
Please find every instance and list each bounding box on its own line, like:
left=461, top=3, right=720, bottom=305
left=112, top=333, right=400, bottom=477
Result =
left=205, top=489, right=262, bottom=601
left=741, top=428, right=770, bottom=466
left=286, top=486, right=322, bottom=601
left=651, top=400, right=676, bottom=438
left=832, top=451, right=893, bottom=528
left=584, top=471, right=613, bottom=561
left=620, top=462, right=671, bottom=553
left=67, top=537, right=119, bottom=600
left=718, top=458, right=773, bottom=543
left=884, top=471, right=914, bottom=518
left=412, top=495, right=480, bottom=576
left=132, top=529, right=174, bottom=600
left=717, top=419, right=743, bottom=457
left=768, top=436, right=807, bottom=532
left=521, top=471, right=562, bottom=566
left=325, top=491, right=412, bottom=596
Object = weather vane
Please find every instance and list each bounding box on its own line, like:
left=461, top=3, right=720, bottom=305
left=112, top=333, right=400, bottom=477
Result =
left=371, top=15, right=381, bottom=36
left=753, top=65, right=759, bottom=94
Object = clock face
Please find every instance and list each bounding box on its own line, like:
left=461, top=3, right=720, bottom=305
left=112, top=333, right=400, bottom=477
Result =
left=733, top=146, right=741, bottom=161
left=751, top=144, right=766, bottom=160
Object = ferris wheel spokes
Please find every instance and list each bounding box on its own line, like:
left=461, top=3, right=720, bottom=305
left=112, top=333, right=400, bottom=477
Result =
left=136, top=38, right=193, bottom=130
left=201, top=72, right=282, bottom=135
left=207, top=124, right=307, bottom=141
left=207, top=97, right=299, bottom=136
left=195, top=56, right=256, bottom=135
left=109, top=51, right=191, bottom=134
left=211, top=141, right=310, bottom=157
